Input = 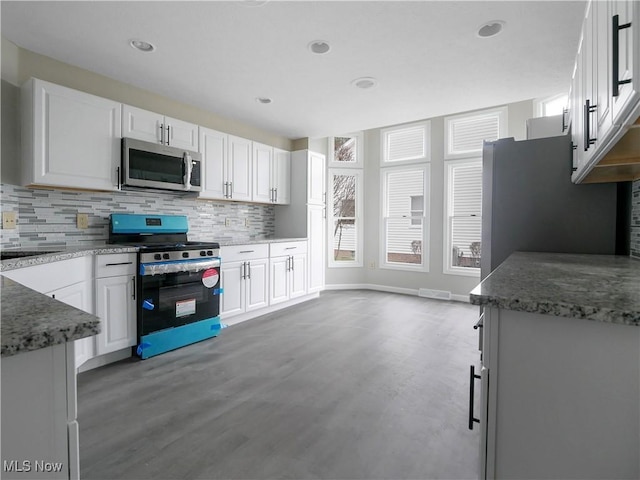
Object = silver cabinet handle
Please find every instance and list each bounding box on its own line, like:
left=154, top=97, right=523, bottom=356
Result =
left=229, top=181, right=233, bottom=199
left=131, top=276, right=136, bottom=300
left=105, top=262, right=134, bottom=267
left=166, top=125, right=171, bottom=146
left=241, top=262, right=246, bottom=280
left=274, top=187, right=278, bottom=203
left=285, top=246, right=297, bottom=250
left=159, top=123, right=165, bottom=144
left=290, top=255, right=294, bottom=271
left=239, top=250, right=255, bottom=254
left=247, top=261, right=251, bottom=279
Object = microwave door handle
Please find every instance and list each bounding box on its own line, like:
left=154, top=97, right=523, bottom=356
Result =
left=183, top=152, right=193, bottom=190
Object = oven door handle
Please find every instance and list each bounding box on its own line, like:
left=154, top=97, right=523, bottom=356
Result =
left=139, top=258, right=220, bottom=276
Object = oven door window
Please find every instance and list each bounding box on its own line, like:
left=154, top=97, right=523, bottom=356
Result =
left=139, top=269, right=220, bottom=336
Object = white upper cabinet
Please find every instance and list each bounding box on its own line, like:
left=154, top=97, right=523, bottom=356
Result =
left=21, top=78, right=121, bottom=191
left=273, top=148, right=291, bottom=205
left=199, top=128, right=252, bottom=201
left=253, top=142, right=274, bottom=203
left=252, top=143, right=291, bottom=204
left=611, top=0, right=639, bottom=125
left=228, top=135, right=253, bottom=202
left=199, top=127, right=227, bottom=199
left=122, top=104, right=198, bottom=152
left=571, top=0, right=640, bottom=183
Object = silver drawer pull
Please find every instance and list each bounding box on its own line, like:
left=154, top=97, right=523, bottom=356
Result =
left=285, top=246, right=297, bottom=250
left=239, top=250, right=255, bottom=253
left=105, top=262, right=134, bottom=266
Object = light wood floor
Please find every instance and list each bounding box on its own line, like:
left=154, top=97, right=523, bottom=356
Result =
left=78, top=290, right=480, bottom=479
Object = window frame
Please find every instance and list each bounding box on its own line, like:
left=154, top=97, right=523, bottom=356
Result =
left=328, top=132, right=364, bottom=168
left=380, top=120, right=430, bottom=165
left=328, top=168, right=363, bottom=268
left=379, top=163, right=430, bottom=272
left=534, top=93, right=569, bottom=117
left=443, top=158, right=482, bottom=278
left=444, top=106, right=507, bottom=160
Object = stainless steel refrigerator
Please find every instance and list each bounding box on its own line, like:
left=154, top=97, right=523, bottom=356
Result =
left=481, top=134, right=628, bottom=279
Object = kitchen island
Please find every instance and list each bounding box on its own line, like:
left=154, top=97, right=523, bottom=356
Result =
left=1, top=276, right=101, bottom=480
left=470, top=252, right=640, bottom=479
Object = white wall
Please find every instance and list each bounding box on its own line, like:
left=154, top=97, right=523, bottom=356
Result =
left=323, top=100, right=534, bottom=298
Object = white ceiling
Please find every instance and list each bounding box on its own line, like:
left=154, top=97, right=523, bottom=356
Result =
left=1, top=1, right=586, bottom=140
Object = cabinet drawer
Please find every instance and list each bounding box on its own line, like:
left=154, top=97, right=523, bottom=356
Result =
left=270, top=241, right=307, bottom=258
left=95, top=253, right=136, bottom=278
left=221, top=244, right=269, bottom=263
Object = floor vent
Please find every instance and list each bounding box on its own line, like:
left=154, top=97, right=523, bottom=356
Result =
left=418, top=288, right=452, bottom=300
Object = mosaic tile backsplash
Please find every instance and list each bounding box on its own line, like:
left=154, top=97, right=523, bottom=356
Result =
left=0, top=183, right=275, bottom=249
left=632, top=179, right=640, bottom=259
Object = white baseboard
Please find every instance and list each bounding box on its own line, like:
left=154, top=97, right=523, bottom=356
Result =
left=222, top=292, right=320, bottom=327
left=324, top=283, right=470, bottom=303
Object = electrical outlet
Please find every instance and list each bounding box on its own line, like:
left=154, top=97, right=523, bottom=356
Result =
left=2, top=212, right=16, bottom=230
left=225, top=218, right=231, bottom=227
left=245, top=218, right=249, bottom=227
left=77, top=213, right=89, bottom=229
left=369, top=261, right=376, bottom=269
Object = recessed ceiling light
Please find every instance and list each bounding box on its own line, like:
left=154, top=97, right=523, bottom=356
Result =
left=308, top=41, right=331, bottom=55
left=477, top=20, right=506, bottom=38
left=256, top=97, right=272, bottom=104
left=351, top=77, right=378, bottom=90
left=129, top=39, right=155, bottom=53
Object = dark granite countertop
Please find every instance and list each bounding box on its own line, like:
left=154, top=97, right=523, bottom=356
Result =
left=1, top=276, right=101, bottom=357
left=469, top=252, right=640, bottom=326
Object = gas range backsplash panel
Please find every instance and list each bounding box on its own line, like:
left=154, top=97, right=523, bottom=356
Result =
left=0, top=183, right=275, bottom=249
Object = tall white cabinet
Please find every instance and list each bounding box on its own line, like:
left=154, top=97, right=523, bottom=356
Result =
left=275, top=150, right=326, bottom=294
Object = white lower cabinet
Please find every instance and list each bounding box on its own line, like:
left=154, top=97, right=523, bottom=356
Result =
left=270, top=241, right=307, bottom=305
left=94, top=254, right=137, bottom=356
left=220, top=244, right=269, bottom=320
left=48, top=281, right=94, bottom=369
left=479, top=306, right=640, bottom=479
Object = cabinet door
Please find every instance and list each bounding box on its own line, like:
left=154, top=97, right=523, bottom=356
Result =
left=199, top=127, right=227, bottom=200
left=273, top=148, right=291, bottom=205
left=165, top=116, right=199, bottom=152
left=582, top=2, right=598, bottom=165
left=122, top=104, right=163, bottom=144
left=25, top=79, right=121, bottom=191
left=290, top=254, right=307, bottom=299
left=245, top=258, right=269, bottom=312
left=611, top=0, right=639, bottom=124
left=595, top=1, right=613, bottom=141
left=307, top=151, right=326, bottom=205
left=228, top=135, right=253, bottom=201
left=220, top=260, right=245, bottom=318
left=49, top=281, right=95, bottom=370
left=307, top=205, right=325, bottom=294
left=95, top=275, right=136, bottom=355
left=270, top=256, right=290, bottom=305
left=253, top=142, right=273, bottom=203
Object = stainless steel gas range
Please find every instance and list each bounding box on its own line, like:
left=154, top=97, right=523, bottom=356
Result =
left=109, top=214, right=221, bottom=359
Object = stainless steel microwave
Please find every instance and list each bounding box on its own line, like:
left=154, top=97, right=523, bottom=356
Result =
left=121, top=138, right=202, bottom=193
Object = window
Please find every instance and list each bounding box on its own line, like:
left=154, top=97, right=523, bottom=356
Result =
left=535, top=94, right=568, bottom=117
left=444, top=107, right=506, bottom=159
left=329, top=169, right=363, bottom=267
left=381, top=121, right=430, bottom=164
left=381, top=165, right=430, bottom=271
left=329, top=132, right=363, bottom=168
left=444, top=160, right=482, bottom=276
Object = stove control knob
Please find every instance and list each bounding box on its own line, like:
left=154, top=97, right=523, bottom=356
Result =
left=207, top=250, right=213, bottom=256
left=182, top=252, right=189, bottom=258
left=200, top=250, right=207, bottom=256
left=163, top=253, right=170, bottom=260
left=154, top=254, right=162, bottom=261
